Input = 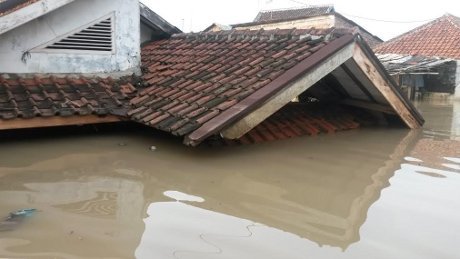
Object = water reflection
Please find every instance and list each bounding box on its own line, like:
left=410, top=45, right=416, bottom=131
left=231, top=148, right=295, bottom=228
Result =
left=0, top=100, right=459, bottom=258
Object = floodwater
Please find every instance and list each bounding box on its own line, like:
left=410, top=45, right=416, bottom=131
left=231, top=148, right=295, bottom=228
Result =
left=0, top=100, right=460, bottom=259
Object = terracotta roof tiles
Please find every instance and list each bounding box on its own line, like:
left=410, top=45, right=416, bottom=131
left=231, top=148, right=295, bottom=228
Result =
left=0, top=75, right=137, bottom=120
left=374, top=14, right=460, bottom=59
left=129, top=28, right=355, bottom=144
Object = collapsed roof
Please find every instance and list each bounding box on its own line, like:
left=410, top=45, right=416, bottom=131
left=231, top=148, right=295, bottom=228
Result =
left=377, top=54, right=455, bottom=75
left=0, top=29, right=424, bottom=146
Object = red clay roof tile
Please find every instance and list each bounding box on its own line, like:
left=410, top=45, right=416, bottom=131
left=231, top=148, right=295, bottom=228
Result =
left=375, top=14, right=460, bottom=59
left=0, top=75, right=136, bottom=121
left=129, top=28, right=354, bottom=144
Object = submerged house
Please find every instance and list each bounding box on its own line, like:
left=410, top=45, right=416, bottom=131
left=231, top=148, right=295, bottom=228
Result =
left=0, top=1, right=423, bottom=146
left=0, top=0, right=180, bottom=74
left=204, top=5, right=383, bottom=48
left=374, top=14, right=460, bottom=98
left=0, top=0, right=179, bottom=130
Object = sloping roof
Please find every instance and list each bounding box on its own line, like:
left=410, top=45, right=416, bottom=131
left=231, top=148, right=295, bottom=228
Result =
left=129, top=28, right=342, bottom=142
left=0, top=0, right=39, bottom=17
left=129, top=29, right=423, bottom=146
left=374, top=14, right=460, bottom=59
left=0, top=75, right=137, bottom=129
left=221, top=103, right=360, bottom=145
left=377, top=54, right=454, bottom=75
left=254, top=5, right=335, bottom=22
left=139, top=2, right=181, bottom=37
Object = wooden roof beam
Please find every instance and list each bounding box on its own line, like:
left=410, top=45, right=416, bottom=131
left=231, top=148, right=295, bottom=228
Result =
left=220, top=42, right=355, bottom=140
left=352, top=43, right=422, bottom=129
left=0, top=115, right=122, bottom=131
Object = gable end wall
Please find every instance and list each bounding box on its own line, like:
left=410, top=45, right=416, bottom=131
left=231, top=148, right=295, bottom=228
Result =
left=0, top=0, right=141, bottom=75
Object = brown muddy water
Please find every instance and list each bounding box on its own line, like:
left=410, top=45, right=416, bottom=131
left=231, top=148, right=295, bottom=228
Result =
left=0, top=100, right=460, bottom=259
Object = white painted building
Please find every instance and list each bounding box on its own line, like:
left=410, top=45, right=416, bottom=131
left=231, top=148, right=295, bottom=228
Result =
left=0, top=0, right=180, bottom=76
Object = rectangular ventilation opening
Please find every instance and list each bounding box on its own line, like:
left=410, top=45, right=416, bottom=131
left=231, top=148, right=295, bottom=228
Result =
left=45, top=17, right=113, bottom=52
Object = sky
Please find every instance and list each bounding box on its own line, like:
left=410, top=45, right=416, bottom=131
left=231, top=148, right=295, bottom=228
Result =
left=141, top=0, right=460, bottom=41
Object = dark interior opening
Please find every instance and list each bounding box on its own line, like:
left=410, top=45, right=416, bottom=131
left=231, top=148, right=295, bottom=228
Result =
left=207, top=62, right=408, bottom=146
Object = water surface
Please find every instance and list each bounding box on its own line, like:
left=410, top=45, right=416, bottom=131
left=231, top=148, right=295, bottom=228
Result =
left=0, top=100, right=459, bottom=259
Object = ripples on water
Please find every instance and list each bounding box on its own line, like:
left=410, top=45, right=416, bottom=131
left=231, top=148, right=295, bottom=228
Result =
left=0, top=100, right=459, bottom=259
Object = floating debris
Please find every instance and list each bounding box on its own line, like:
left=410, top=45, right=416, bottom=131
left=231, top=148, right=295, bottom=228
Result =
left=0, top=208, right=37, bottom=232
left=150, top=146, right=157, bottom=151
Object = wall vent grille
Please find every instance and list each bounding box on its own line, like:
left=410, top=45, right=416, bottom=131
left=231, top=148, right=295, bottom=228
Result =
left=45, top=17, right=113, bottom=52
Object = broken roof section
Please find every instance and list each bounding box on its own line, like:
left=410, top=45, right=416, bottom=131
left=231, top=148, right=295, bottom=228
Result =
left=374, top=14, right=460, bottom=59
left=254, top=5, right=335, bottom=22
left=377, top=54, right=454, bottom=75
left=130, top=29, right=423, bottom=146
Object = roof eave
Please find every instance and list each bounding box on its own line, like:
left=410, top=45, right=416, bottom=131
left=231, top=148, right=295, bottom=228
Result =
left=0, top=0, right=75, bottom=35
left=139, top=2, right=181, bottom=36
left=353, top=36, right=425, bottom=126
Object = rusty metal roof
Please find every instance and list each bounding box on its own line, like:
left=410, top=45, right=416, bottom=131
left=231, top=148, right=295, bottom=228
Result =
left=377, top=54, right=454, bottom=75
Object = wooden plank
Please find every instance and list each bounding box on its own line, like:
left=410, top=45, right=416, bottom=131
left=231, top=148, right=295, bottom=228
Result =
left=220, top=42, right=355, bottom=140
left=341, top=64, right=378, bottom=102
left=341, top=99, right=396, bottom=114
left=352, top=45, right=421, bottom=129
left=0, top=115, right=122, bottom=130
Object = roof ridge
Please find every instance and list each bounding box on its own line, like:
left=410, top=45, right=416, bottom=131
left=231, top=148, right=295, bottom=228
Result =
left=171, top=28, right=345, bottom=41
left=374, top=14, right=460, bottom=52
left=258, top=5, right=334, bottom=13
left=444, top=13, right=460, bottom=30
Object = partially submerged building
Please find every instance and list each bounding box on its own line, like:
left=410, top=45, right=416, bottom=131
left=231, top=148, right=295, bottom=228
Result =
left=374, top=14, right=460, bottom=98
left=0, top=0, right=180, bottom=74
left=0, top=0, right=178, bottom=130
left=0, top=1, right=423, bottom=146
left=205, top=5, right=383, bottom=48
left=132, top=29, right=422, bottom=146
left=377, top=54, right=456, bottom=99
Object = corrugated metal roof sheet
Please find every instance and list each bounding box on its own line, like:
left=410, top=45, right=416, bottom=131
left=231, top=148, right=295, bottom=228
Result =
left=377, top=54, right=454, bottom=74
left=254, top=5, right=335, bottom=22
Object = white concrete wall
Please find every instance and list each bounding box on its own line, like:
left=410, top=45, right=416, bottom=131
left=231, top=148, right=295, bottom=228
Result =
left=0, top=0, right=141, bottom=75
